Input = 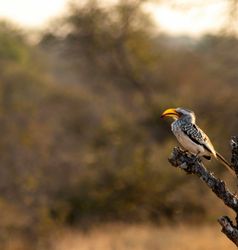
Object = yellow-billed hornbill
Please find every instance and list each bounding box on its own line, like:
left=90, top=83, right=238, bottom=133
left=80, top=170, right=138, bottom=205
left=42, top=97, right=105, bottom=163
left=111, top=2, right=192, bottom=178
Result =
left=161, top=107, right=234, bottom=175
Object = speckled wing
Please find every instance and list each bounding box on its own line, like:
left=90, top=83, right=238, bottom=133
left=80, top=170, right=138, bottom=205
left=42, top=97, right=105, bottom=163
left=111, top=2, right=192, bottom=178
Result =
left=180, top=123, right=216, bottom=156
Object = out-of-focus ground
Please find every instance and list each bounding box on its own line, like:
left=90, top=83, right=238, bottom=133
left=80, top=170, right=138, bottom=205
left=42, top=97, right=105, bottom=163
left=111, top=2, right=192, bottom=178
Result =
left=51, top=224, right=234, bottom=250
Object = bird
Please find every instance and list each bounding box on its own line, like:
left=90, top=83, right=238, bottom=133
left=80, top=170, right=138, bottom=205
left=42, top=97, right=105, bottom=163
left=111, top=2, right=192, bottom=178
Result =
left=161, top=107, right=234, bottom=175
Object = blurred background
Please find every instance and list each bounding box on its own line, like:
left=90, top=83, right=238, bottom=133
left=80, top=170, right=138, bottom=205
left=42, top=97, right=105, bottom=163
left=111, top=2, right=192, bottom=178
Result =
left=0, top=0, right=238, bottom=249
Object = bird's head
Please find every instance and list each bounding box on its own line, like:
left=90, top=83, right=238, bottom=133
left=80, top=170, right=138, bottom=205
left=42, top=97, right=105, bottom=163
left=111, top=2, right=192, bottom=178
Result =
left=161, top=107, right=196, bottom=123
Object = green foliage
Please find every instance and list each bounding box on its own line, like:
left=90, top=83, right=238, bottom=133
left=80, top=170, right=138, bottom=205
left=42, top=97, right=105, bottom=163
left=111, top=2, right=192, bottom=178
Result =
left=0, top=22, right=30, bottom=64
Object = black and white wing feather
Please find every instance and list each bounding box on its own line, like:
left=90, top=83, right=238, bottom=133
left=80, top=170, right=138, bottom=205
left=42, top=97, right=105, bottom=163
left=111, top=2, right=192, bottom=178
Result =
left=180, top=123, right=216, bottom=156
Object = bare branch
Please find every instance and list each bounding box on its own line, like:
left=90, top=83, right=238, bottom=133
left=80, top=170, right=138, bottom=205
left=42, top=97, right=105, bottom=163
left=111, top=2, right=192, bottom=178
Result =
left=218, top=216, right=238, bottom=246
left=168, top=142, right=238, bottom=247
left=231, top=136, right=238, bottom=175
left=168, top=147, right=238, bottom=212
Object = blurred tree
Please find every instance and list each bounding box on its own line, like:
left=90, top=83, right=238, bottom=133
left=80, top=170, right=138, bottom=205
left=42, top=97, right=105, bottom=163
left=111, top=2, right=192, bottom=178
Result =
left=42, top=0, right=163, bottom=113
left=39, top=0, right=222, bottom=226
left=38, top=0, right=238, bottom=229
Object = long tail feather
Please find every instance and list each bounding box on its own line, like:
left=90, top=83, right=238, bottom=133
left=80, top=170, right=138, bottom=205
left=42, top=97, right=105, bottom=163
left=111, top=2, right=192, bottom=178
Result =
left=215, top=152, right=235, bottom=177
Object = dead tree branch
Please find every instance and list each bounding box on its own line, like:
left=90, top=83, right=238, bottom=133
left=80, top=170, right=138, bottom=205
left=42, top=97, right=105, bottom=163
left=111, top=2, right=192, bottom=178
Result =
left=168, top=136, right=238, bottom=247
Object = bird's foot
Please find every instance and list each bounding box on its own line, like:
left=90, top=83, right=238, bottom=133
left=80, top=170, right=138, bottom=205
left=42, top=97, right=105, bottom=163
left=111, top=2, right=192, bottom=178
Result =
left=177, top=148, right=201, bottom=164
left=234, top=182, right=238, bottom=197
left=181, top=149, right=191, bottom=157
left=232, top=188, right=238, bottom=198
left=188, top=154, right=201, bottom=165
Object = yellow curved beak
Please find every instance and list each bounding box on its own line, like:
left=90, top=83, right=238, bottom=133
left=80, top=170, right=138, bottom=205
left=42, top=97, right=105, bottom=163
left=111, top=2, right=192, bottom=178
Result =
left=161, top=108, right=179, bottom=119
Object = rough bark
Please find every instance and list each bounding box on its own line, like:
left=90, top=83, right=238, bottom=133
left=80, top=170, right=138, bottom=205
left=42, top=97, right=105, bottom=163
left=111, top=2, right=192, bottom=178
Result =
left=168, top=136, right=238, bottom=247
